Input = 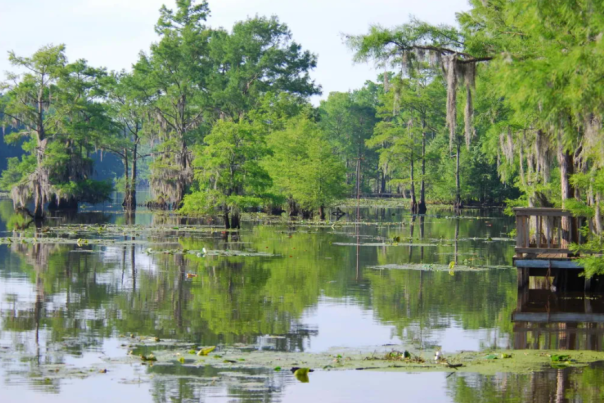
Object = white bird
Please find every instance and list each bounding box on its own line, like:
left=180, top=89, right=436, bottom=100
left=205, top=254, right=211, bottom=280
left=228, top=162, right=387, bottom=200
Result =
left=202, top=247, right=207, bottom=255
left=434, top=351, right=442, bottom=362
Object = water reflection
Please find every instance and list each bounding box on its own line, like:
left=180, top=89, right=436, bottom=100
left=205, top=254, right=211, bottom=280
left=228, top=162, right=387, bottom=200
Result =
left=513, top=283, right=604, bottom=351
left=2, top=199, right=602, bottom=401
left=448, top=362, right=604, bottom=403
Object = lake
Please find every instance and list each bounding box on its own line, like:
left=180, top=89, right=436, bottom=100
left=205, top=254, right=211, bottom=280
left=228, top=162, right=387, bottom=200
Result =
left=1, top=198, right=603, bottom=402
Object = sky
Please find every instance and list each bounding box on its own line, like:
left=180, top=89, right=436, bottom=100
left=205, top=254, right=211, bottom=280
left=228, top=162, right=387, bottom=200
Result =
left=0, top=0, right=470, bottom=102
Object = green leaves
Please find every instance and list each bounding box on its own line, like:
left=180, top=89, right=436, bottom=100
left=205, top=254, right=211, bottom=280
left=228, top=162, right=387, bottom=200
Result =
left=264, top=116, right=348, bottom=215
left=293, top=367, right=312, bottom=383
left=550, top=354, right=571, bottom=362
left=197, top=346, right=216, bottom=356
left=140, top=354, right=157, bottom=362
left=449, top=261, right=456, bottom=276
left=182, top=119, right=271, bottom=218
left=1, top=44, right=116, bottom=216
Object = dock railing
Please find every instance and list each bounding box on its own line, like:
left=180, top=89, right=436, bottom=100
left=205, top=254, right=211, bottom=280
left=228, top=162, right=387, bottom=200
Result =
left=514, top=208, right=587, bottom=256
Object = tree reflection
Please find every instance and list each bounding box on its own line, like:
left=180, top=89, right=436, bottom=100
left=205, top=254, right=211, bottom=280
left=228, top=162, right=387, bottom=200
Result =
left=0, top=206, right=536, bottom=401
left=448, top=362, right=604, bottom=403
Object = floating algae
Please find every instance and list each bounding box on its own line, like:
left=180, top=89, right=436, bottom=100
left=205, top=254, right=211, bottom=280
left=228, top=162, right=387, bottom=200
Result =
left=333, top=242, right=438, bottom=247
left=4, top=334, right=604, bottom=389
left=144, top=248, right=279, bottom=257
left=369, top=263, right=510, bottom=272
left=115, top=337, right=604, bottom=376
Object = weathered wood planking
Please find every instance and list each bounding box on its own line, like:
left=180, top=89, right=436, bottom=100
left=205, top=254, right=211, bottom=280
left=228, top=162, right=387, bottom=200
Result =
left=512, top=312, right=604, bottom=323
left=514, top=259, right=583, bottom=269
left=513, top=208, right=584, bottom=257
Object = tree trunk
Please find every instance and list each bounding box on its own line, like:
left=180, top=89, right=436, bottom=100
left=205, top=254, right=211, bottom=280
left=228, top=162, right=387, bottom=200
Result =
left=418, top=126, right=427, bottom=214
left=125, top=211, right=136, bottom=226
left=558, top=135, right=575, bottom=248
left=346, top=159, right=352, bottom=186
left=319, top=205, right=326, bottom=220
left=32, top=87, right=47, bottom=220
left=596, top=192, right=603, bottom=235
left=455, top=141, right=462, bottom=209
left=355, top=156, right=361, bottom=200
left=231, top=208, right=241, bottom=230
left=288, top=197, right=298, bottom=217
left=32, top=139, right=48, bottom=219
left=174, top=138, right=190, bottom=208
left=122, top=150, right=134, bottom=210
left=130, top=141, right=138, bottom=209
left=410, top=149, right=417, bottom=214
left=123, top=140, right=138, bottom=211
left=33, top=179, right=45, bottom=219
left=224, top=211, right=231, bottom=230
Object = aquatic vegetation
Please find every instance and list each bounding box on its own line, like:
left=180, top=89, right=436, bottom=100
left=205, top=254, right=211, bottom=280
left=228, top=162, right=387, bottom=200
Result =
left=198, top=346, right=216, bottom=356
left=370, top=350, right=425, bottom=363
left=140, top=354, right=158, bottom=362
left=370, top=264, right=510, bottom=272
left=113, top=338, right=604, bottom=376
left=333, top=242, right=439, bottom=247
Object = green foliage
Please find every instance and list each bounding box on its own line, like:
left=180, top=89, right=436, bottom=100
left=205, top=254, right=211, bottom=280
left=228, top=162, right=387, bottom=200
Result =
left=132, top=2, right=320, bottom=206
left=53, top=179, right=114, bottom=205
left=319, top=85, right=379, bottom=193
left=1, top=44, right=112, bottom=213
left=182, top=119, right=271, bottom=216
left=206, top=16, right=320, bottom=118
left=132, top=0, right=211, bottom=204
left=264, top=116, right=348, bottom=214
left=0, top=155, right=36, bottom=191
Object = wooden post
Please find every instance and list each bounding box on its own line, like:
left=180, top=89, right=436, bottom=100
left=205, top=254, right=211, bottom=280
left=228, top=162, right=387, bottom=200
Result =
left=517, top=267, right=529, bottom=289
left=516, top=215, right=527, bottom=255
left=547, top=216, right=552, bottom=249
left=525, top=216, right=530, bottom=248
left=558, top=218, right=562, bottom=249
left=536, top=215, right=541, bottom=248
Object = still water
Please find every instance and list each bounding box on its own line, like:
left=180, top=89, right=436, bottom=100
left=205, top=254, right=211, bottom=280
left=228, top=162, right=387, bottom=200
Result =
left=0, top=199, right=603, bottom=402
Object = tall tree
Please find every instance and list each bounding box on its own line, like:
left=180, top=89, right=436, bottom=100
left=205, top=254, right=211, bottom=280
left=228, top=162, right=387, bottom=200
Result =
left=48, top=59, right=113, bottom=209
left=180, top=13, right=320, bottom=223
left=264, top=116, right=348, bottom=219
left=1, top=45, right=112, bottom=218
left=206, top=16, right=320, bottom=120
left=319, top=85, right=378, bottom=197
left=132, top=0, right=212, bottom=207
left=373, top=68, right=445, bottom=212
left=181, top=119, right=271, bottom=229
left=104, top=71, right=149, bottom=211
left=0, top=45, right=67, bottom=218
left=368, top=79, right=422, bottom=212
left=347, top=20, right=484, bottom=208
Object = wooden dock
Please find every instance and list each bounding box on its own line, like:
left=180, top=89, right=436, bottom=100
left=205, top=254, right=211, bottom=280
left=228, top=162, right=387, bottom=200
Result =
left=511, top=208, right=604, bottom=349
left=513, top=208, right=588, bottom=290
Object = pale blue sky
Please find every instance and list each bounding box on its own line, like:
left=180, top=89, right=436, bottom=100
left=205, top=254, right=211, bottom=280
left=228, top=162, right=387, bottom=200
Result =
left=0, top=0, right=470, bottom=101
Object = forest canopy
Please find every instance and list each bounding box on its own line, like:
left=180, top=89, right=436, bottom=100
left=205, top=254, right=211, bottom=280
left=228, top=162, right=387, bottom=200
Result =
left=0, top=0, right=521, bottom=224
